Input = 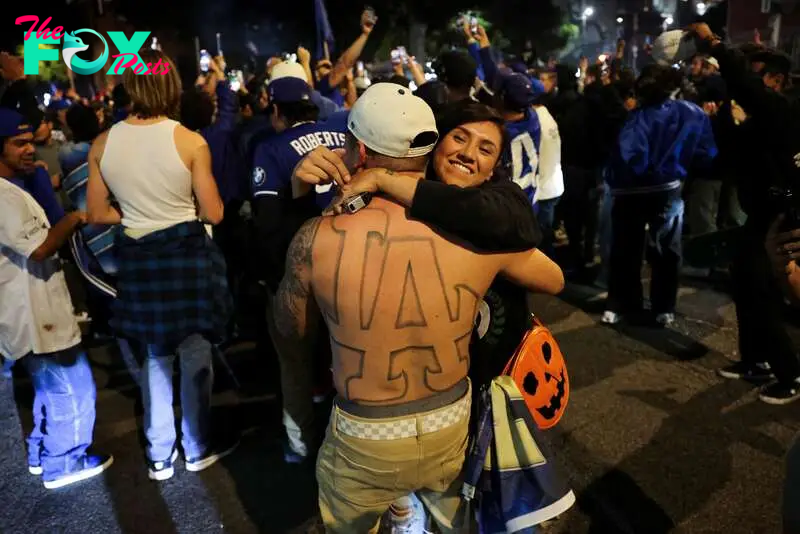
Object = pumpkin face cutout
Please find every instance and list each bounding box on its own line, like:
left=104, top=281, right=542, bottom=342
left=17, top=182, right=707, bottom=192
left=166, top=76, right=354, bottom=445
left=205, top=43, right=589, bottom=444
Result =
left=502, top=318, right=569, bottom=429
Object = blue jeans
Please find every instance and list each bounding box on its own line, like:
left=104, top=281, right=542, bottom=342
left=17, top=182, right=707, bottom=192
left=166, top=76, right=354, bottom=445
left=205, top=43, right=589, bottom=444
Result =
left=21, top=346, right=97, bottom=478
left=138, top=334, right=214, bottom=462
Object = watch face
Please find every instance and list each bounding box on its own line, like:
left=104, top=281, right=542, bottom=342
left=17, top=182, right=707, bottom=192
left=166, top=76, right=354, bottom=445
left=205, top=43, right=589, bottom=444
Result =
left=345, top=193, right=371, bottom=214
left=346, top=197, right=365, bottom=213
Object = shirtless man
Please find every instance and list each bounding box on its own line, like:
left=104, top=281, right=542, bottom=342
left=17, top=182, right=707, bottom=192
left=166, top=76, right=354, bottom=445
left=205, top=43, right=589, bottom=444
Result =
left=273, top=83, right=564, bottom=533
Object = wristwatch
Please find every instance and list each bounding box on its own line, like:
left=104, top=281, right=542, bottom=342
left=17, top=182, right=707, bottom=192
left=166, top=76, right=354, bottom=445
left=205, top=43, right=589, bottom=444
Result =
left=342, top=192, right=372, bottom=214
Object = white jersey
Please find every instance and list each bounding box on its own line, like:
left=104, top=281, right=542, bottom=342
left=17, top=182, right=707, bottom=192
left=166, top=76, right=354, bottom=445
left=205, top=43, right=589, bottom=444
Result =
left=0, top=179, right=81, bottom=359
left=533, top=106, right=564, bottom=203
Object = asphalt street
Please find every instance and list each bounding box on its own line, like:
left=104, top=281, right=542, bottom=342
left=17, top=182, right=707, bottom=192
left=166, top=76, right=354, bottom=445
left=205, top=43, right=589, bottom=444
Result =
left=1, top=274, right=798, bottom=534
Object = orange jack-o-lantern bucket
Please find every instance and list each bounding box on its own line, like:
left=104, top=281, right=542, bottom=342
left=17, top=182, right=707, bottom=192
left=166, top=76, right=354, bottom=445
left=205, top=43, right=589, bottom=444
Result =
left=502, top=315, right=569, bottom=429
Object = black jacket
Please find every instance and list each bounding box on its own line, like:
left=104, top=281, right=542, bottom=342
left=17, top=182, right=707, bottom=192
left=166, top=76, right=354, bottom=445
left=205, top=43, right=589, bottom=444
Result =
left=710, top=42, right=800, bottom=229
left=557, top=83, right=628, bottom=172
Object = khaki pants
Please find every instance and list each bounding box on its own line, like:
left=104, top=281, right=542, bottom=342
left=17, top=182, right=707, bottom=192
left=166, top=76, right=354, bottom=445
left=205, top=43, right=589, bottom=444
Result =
left=316, top=388, right=471, bottom=533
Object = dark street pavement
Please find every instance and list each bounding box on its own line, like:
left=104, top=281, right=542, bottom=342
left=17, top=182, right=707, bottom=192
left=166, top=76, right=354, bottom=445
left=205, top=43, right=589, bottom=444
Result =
left=1, top=275, right=798, bottom=534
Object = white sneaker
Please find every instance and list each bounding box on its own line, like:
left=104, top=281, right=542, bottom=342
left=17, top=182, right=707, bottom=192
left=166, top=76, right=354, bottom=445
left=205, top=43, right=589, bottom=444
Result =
left=43, top=454, right=113, bottom=489
left=148, top=449, right=179, bottom=481
left=601, top=310, right=620, bottom=324
left=390, top=494, right=427, bottom=534
left=655, top=313, right=675, bottom=326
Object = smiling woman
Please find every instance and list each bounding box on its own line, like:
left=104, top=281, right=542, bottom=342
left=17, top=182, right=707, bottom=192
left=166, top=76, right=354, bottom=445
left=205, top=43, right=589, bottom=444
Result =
left=428, top=100, right=509, bottom=187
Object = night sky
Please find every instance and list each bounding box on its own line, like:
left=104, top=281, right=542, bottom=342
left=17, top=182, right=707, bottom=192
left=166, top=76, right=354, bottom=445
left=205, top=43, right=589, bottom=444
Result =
left=1, top=0, right=417, bottom=58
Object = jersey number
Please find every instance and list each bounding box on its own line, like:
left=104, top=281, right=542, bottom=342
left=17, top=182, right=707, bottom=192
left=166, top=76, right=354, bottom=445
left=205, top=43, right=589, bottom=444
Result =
left=510, top=133, right=539, bottom=191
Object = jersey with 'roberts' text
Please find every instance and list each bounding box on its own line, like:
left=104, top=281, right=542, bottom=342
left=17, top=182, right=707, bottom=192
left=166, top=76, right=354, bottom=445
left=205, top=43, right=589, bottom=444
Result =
left=251, top=118, right=348, bottom=209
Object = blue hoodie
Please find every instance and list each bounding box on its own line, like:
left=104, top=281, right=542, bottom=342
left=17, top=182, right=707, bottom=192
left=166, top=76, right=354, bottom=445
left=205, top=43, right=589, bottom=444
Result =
left=608, top=99, right=717, bottom=195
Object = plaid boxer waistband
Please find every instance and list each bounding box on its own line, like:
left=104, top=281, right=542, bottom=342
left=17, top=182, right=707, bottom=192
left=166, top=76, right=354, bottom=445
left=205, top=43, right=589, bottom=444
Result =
left=334, top=386, right=471, bottom=441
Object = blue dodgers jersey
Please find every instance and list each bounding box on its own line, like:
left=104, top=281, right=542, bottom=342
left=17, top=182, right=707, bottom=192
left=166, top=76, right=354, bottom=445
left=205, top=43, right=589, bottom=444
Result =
left=251, top=117, right=349, bottom=209
left=502, top=110, right=542, bottom=206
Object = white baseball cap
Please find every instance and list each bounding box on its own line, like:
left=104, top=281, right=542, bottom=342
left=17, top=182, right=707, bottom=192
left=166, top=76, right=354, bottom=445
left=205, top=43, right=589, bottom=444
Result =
left=347, top=83, right=438, bottom=158
left=651, top=29, right=697, bottom=66
left=270, top=61, right=309, bottom=83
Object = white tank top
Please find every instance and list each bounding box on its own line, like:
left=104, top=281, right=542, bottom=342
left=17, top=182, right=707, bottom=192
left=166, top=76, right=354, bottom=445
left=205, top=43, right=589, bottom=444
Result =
left=100, top=119, right=197, bottom=232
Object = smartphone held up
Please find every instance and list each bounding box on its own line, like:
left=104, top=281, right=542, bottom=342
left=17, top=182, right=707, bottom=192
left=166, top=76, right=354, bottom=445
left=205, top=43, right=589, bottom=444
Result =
left=364, top=6, right=378, bottom=26
left=470, top=16, right=479, bottom=36
left=199, top=49, right=211, bottom=73
left=228, top=69, right=244, bottom=92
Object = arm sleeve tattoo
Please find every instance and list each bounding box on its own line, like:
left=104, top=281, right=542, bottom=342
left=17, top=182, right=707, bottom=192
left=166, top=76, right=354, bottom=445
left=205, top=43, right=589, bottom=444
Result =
left=274, top=217, right=322, bottom=340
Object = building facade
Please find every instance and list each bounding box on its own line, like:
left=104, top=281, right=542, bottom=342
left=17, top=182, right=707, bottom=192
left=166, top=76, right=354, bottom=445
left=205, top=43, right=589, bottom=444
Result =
left=727, top=0, right=800, bottom=66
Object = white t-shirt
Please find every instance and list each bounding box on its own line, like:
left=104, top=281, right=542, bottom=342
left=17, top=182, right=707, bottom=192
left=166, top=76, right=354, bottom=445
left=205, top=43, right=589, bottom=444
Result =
left=0, top=179, right=81, bottom=360
left=533, top=106, right=565, bottom=203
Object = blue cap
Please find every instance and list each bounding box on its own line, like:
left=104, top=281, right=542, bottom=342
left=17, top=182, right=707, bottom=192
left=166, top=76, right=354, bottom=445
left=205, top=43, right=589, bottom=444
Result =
left=48, top=98, right=71, bottom=111
left=0, top=108, right=34, bottom=137
left=268, top=77, right=312, bottom=104
left=495, top=72, right=539, bottom=110
left=530, top=78, right=546, bottom=96
left=508, top=61, right=529, bottom=75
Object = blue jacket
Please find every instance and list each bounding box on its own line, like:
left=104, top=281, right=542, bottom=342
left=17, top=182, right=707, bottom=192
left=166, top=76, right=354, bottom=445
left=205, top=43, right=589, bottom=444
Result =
left=608, top=99, right=717, bottom=194
left=202, top=81, right=246, bottom=205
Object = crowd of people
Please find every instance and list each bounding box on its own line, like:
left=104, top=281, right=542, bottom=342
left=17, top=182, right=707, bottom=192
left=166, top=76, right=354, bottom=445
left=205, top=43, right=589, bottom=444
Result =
left=1, top=8, right=800, bottom=533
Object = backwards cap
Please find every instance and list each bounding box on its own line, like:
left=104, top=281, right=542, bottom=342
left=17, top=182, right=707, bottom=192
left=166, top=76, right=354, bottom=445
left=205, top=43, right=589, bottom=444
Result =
left=347, top=83, right=438, bottom=158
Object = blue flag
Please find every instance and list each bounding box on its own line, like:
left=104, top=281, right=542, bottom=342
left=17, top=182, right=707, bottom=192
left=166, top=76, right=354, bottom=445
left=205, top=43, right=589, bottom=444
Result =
left=314, top=0, right=335, bottom=59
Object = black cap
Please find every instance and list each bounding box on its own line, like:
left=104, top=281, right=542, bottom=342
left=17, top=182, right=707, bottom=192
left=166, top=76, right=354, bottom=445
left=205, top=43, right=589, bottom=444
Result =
left=751, top=48, right=792, bottom=76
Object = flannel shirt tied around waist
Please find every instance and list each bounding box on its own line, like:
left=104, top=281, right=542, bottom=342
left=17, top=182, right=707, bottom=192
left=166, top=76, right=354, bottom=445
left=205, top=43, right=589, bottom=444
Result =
left=111, top=221, right=233, bottom=347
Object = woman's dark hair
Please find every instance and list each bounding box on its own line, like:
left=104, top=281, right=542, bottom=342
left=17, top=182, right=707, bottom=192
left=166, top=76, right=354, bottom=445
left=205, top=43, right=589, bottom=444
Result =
left=427, top=100, right=510, bottom=182
left=268, top=100, right=320, bottom=126
left=180, top=87, right=215, bottom=131
left=635, top=64, right=682, bottom=107
left=66, top=103, right=100, bottom=143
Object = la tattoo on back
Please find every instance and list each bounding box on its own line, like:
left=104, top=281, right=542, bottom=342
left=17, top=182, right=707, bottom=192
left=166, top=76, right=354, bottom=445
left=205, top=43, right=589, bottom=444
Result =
left=324, top=208, right=480, bottom=402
